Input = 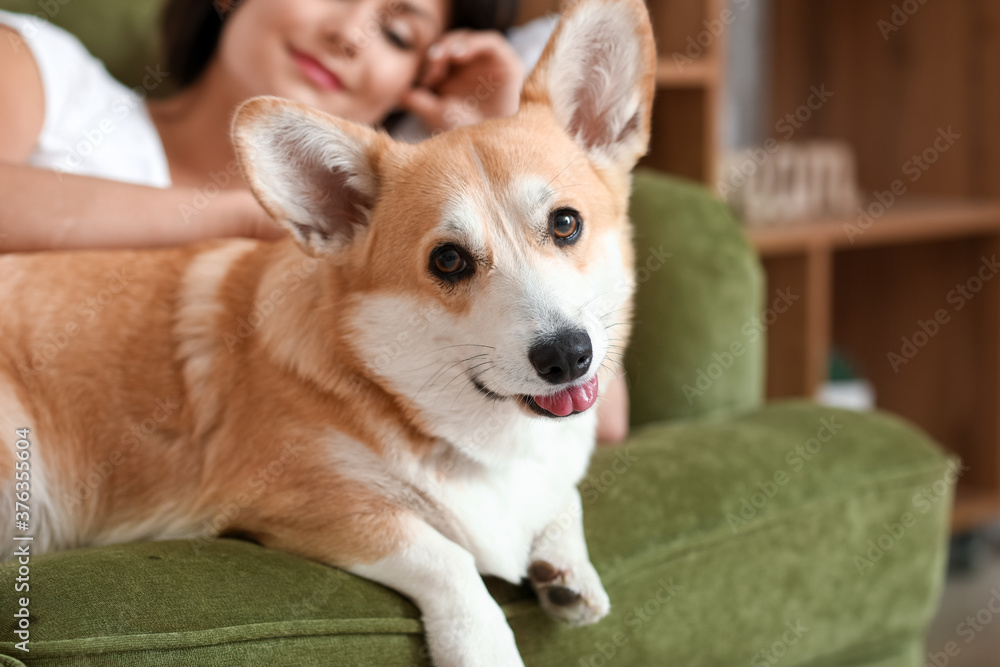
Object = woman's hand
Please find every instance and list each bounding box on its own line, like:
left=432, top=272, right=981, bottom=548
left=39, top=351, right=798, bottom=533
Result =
left=220, top=189, right=287, bottom=242
left=400, top=29, right=525, bottom=134
left=597, top=372, right=630, bottom=445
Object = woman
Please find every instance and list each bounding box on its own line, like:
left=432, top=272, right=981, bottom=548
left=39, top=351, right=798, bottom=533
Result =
left=0, top=0, right=629, bottom=441
left=0, top=0, right=523, bottom=250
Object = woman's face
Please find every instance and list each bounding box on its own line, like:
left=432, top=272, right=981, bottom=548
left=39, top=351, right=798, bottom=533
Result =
left=217, top=0, right=449, bottom=124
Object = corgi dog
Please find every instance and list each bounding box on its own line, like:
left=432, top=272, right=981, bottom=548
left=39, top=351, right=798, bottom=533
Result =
left=0, top=0, right=655, bottom=663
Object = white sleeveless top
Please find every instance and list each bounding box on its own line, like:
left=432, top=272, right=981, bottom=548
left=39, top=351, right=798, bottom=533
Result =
left=0, top=10, right=172, bottom=188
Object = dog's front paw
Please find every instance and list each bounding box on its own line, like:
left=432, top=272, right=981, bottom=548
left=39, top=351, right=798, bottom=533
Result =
left=528, top=559, right=610, bottom=626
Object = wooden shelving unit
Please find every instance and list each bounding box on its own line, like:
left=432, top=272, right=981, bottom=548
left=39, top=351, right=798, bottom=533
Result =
left=747, top=203, right=1000, bottom=534
left=640, top=0, right=724, bottom=183
left=517, top=0, right=724, bottom=183
left=654, top=57, right=720, bottom=87
left=753, top=0, right=1000, bottom=534
left=749, top=200, right=1000, bottom=256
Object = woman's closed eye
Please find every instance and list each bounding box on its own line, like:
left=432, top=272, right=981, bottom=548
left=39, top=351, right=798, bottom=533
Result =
left=384, top=21, right=416, bottom=50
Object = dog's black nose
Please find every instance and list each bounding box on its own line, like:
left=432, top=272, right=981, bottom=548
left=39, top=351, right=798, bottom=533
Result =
left=529, top=329, right=593, bottom=384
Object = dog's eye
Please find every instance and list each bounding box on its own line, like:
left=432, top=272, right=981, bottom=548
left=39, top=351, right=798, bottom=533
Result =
left=429, top=245, right=473, bottom=282
left=550, top=208, right=582, bottom=245
left=435, top=249, right=463, bottom=273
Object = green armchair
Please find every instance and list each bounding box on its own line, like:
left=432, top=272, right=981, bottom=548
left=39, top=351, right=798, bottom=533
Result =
left=0, top=3, right=952, bottom=665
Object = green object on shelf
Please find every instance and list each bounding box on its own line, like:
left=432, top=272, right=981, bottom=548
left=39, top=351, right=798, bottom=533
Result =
left=829, top=348, right=861, bottom=382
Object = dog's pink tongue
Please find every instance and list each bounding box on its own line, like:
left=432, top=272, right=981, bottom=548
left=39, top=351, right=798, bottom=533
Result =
left=533, top=375, right=599, bottom=417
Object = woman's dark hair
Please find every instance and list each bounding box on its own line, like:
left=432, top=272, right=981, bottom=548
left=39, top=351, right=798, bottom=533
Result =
left=161, top=0, right=521, bottom=90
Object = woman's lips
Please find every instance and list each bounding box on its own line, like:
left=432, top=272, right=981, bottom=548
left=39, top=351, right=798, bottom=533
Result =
left=291, top=49, right=343, bottom=92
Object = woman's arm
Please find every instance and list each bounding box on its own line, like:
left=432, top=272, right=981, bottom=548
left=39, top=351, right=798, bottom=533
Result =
left=0, top=25, right=279, bottom=253
left=0, top=163, right=279, bottom=253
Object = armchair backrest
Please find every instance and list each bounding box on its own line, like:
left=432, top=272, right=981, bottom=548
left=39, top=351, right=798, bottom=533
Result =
left=2, top=0, right=165, bottom=93
left=625, top=169, right=765, bottom=426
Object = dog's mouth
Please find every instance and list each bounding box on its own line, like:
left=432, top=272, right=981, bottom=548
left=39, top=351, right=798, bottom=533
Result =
left=472, top=375, right=599, bottom=419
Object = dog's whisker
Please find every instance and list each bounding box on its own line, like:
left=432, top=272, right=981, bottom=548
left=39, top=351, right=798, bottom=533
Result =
left=450, top=363, right=494, bottom=411
left=602, top=349, right=626, bottom=364
left=421, top=353, right=487, bottom=383
left=578, top=291, right=614, bottom=316
left=427, top=343, right=496, bottom=355
left=600, top=358, right=626, bottom=379
left=418, top=354, right=489, bottom=398
left=598, top=307, right=630, bottom=320
left=434, top=359, right=493, bottom=402
left=406, top=354, right=479, bottom=376
left=409, top=347, right=494, bottom=381
left=465, top=361, right=494, bottom=374
left=599, top=360, right=622, bottom=380
left=543, top=155, right=582, bottom=191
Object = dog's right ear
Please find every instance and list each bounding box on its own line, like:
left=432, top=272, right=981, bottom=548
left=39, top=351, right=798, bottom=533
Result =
left=520, top=0, right=657, bottom=173
left=231, top=96, right=391, bottom=256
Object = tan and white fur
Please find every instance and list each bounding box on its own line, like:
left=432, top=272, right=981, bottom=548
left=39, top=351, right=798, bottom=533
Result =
left=0, top=1, right=656, bottom=664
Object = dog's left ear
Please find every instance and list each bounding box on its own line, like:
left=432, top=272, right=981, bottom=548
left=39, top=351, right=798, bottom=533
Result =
left=232, top=96, right=392, bottom=256
left=520, top=0, right=657, bottom=172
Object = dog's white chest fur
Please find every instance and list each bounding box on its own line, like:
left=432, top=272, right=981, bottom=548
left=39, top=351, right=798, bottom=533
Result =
left=431, top=415, right=596, bottom=582
left=331, top=408, right=596, bottom=584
